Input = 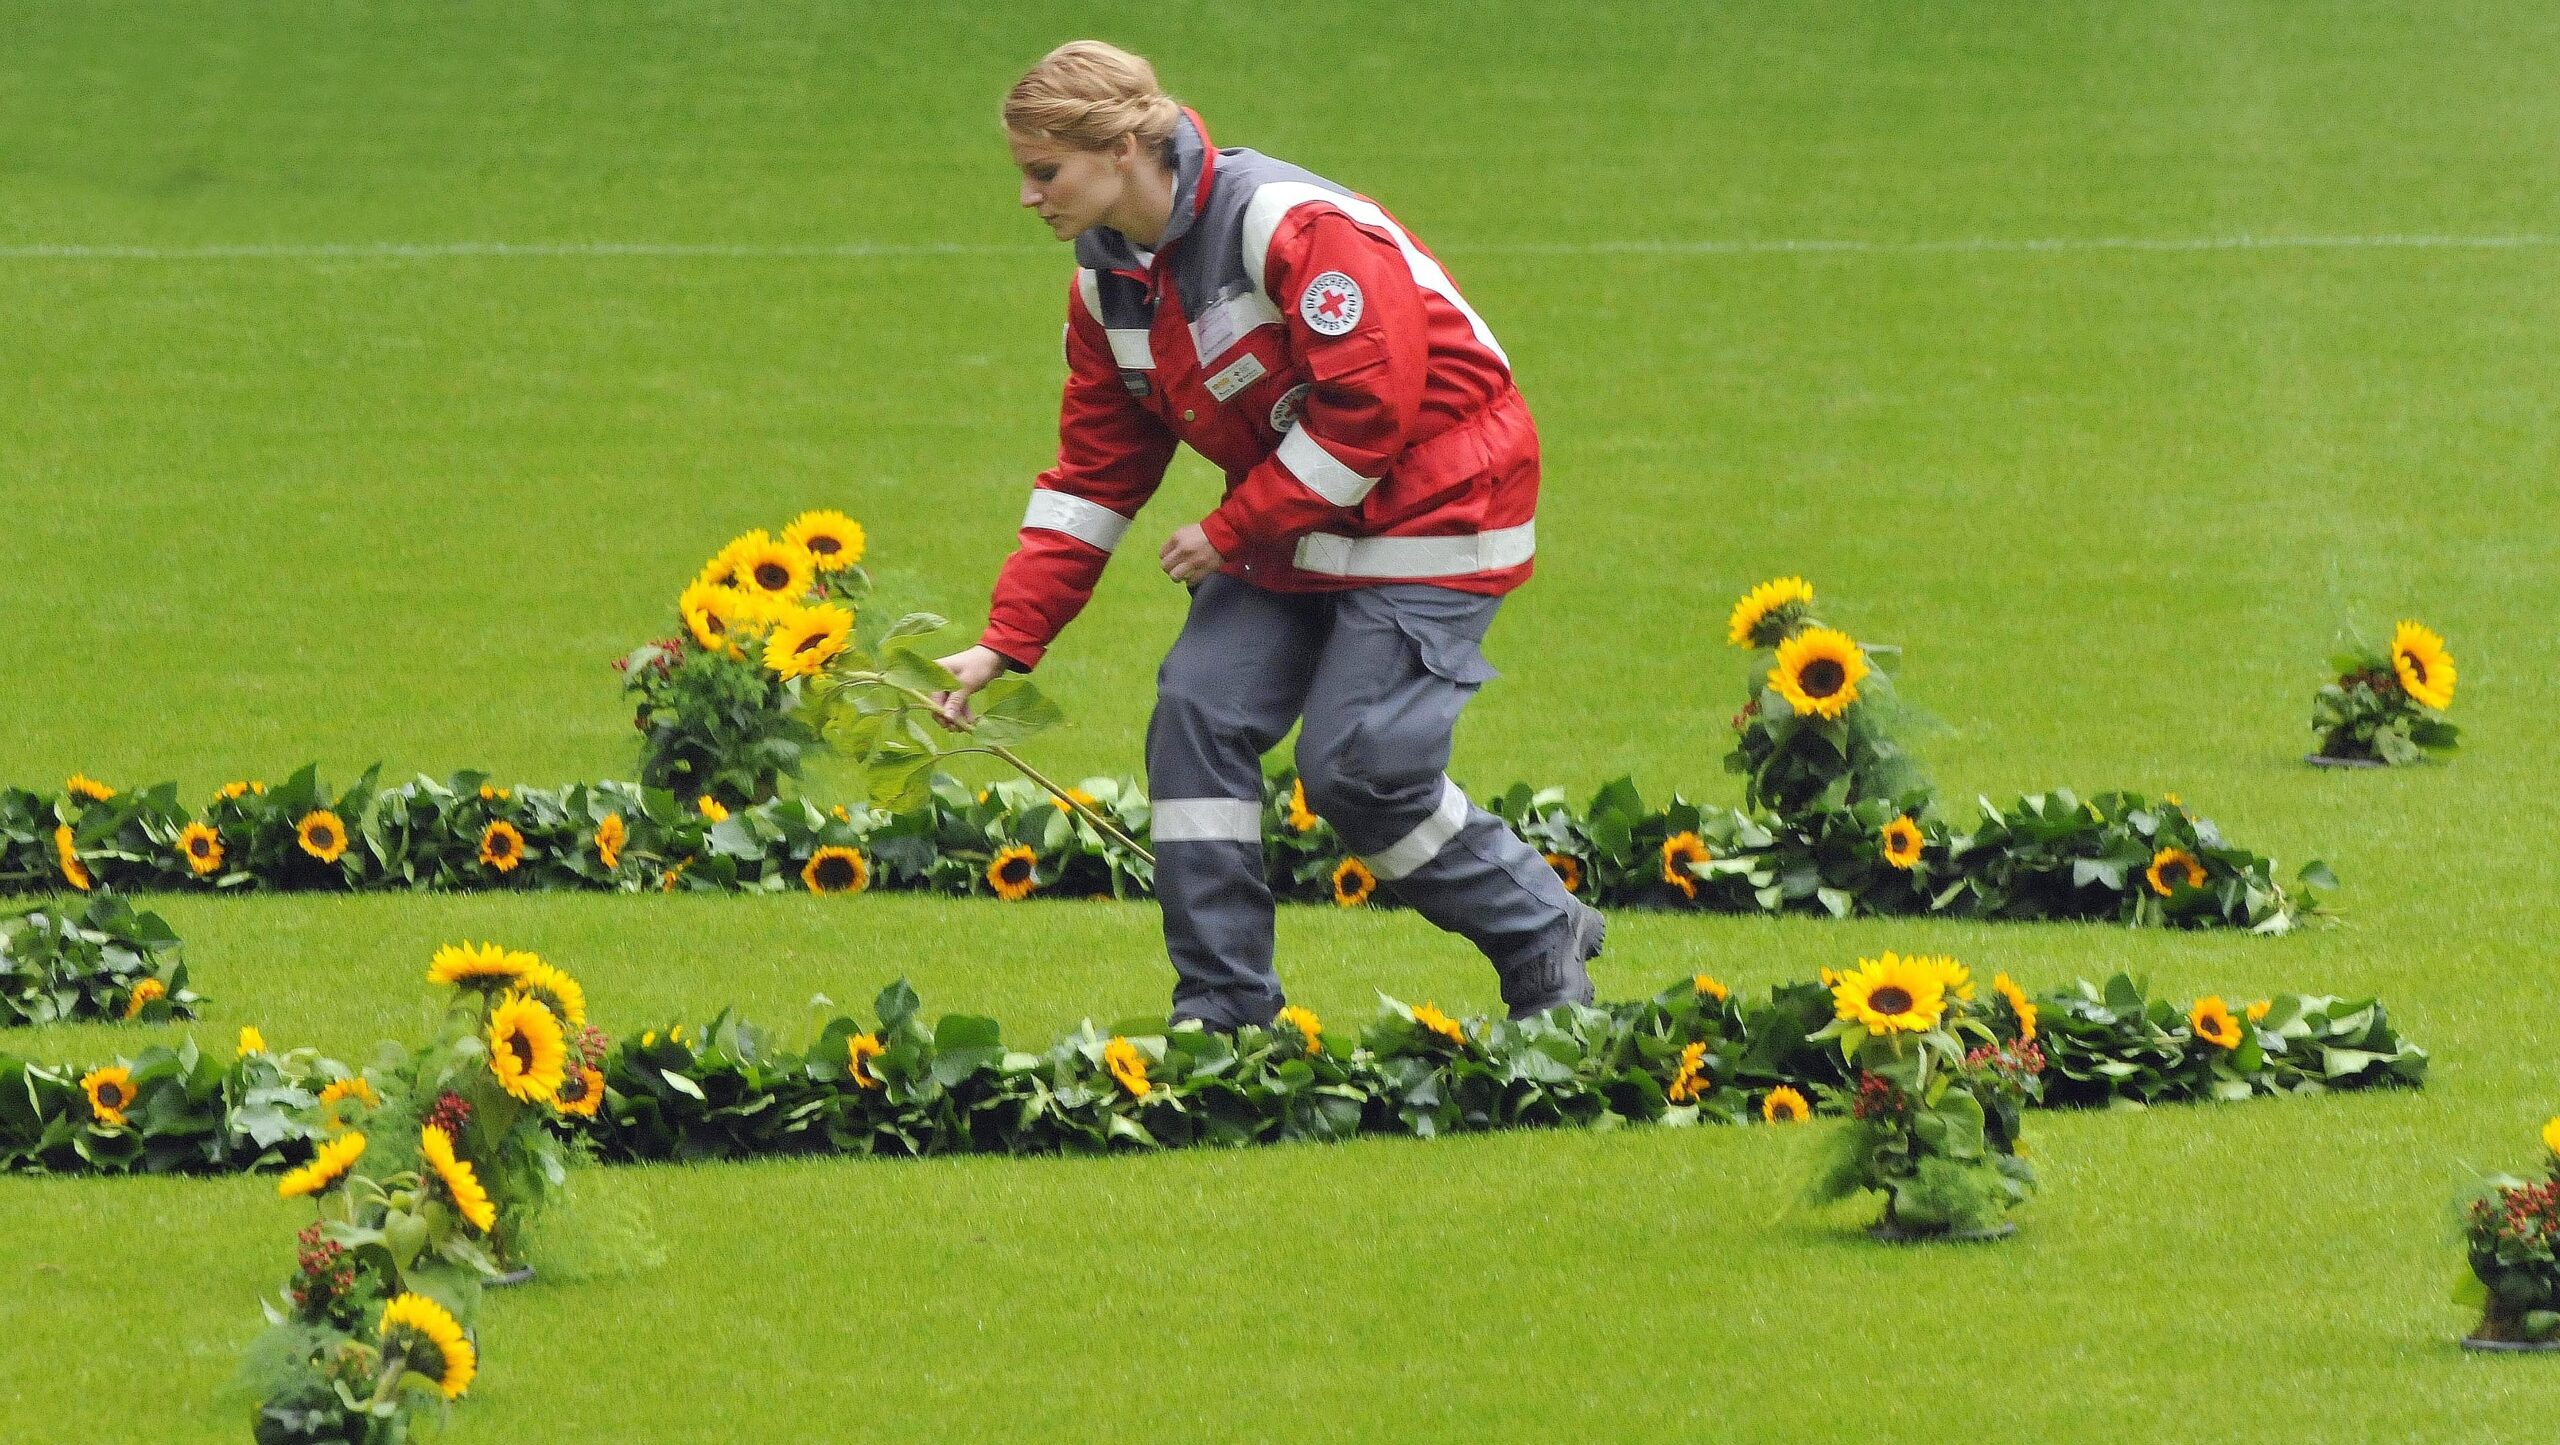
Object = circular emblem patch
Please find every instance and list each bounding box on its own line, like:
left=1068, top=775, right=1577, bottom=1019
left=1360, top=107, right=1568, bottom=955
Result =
left=1269, top=382, right=1312, bottom=433
left=1298, top=272, right=1363, bottom=336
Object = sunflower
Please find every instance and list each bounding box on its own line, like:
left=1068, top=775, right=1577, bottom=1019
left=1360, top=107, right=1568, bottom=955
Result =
left=988, top=844, right=1039, bottom=901
left=2246, top=999, right=2272, bottom=1023
left=1762, top=1086, right=1811, bottom=1124
left=802, top=846, right=870, bottom=895
left=419, top=1123, right=497, bottom=1233
left=54, top=824, right=92, bottom=892
left=237, top=1025, right=268, bottom=1059
left=317, top=1075, right=379, bottom=1131
left=734, top=534, right=818, bottom=602
left=477, top=820, right=525, bottom=873
left=486, top=991, right=568, bottom=1104
left=65, top=773, right=116, bottom=803
left=1660, top=831, right=1710, bottom=900
left=81, top=1066, right=135, bottom=1127
left=177, top=822, right=225, bottom=876
left=847, top=1032, right=887, bottom=1090
left=1924, top=955, right=1976, bottom=1002
left=1992, top=971, right=2038, bottom=1043
left=1330, top=856, right=1377, bottom=907
left=764, top=602, right=854, bottom=680
left=1102, top=1037, right=1152, bottom=1098
left=698, top=533, right=758, bottom=590
left=783, top=508, right=866, bottom=571
left=594, top=813, right=627, bottom=871
left=2390, top=620, right=2456, bottom=710
left=515, top=960, right=588, bottom=1029
left=215, top=779, right=264, bottom=803
left=1829, top=951, right=1948, bottom=1034
left=555, top=1066, right=605, bottom=1119
left=276, top=1132, right=368, bottom=1199
left=660, top=862, right=689, bottom=892
left=2189, top=996, right=2242, bottom=1051
left=1693, top=973, right=1729, bottom=1003
left=679, top=580, right=750, bottom=656
left=831, top=804, right=853, bottom=823
left=1879, top=816, right=1924, bottom=870
left=1665, top=1041, right=1710, bottom=1103
left=2543, top=1116, right=2560, bottom=1158
left=1287, top=779, right=1321, bottom=833
left=1544, top=852, right=1583, bottom=895
left=122, top=977, right=167, bottom=1019
left=2145, top=847, right=2207, bottom=897
left=426, top=941, right=532, bottom=990
left=1277, top=1005, right=1324, bottom=1052
left=1411, top=1002, right=1468, bottom=1047
left=1769, top=627, right=1869, bottom=719
left=1051, top=787, right=1100, bottom=814
left=296, top=810, right=349, bottom=864
left=696, top=794, right=729, bottom=823
left=378, top=1292, right=477, bottom=1400
left=476, top=783, right=510, bottom=802
left=1726, top=576, right=1816, bottom=649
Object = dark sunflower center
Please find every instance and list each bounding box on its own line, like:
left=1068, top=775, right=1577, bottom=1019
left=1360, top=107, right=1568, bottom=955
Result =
left=1001, top=857, right=1032, bottom=884
left=1871, top=986, right=1913, bottom=1015
left=1800, top=658, right=1846, bottom=697
left=794, top=630, right=827, bottom=655
left=807, top=535, right=840, bottom=556
left=814, top=855, right=856, bottom=888
left=99, top=1083, right=126, bottom=1108
left=190, top=835, right=212, bottom=857
left=703, top=613, right=727, bottom=635
left=505, top=1031, right=534, bottom=1070
left=2405, top=653, right=2428, bottom=684
left=754, top=562, right=790, bottom=590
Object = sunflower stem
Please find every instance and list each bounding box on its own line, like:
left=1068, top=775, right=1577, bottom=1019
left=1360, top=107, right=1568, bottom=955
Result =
left=868, top=681, right=1157, bottom=867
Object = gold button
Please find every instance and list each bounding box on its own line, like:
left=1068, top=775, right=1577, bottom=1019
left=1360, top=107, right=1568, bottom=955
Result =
left=1181, top=408, right=1196, bottom=422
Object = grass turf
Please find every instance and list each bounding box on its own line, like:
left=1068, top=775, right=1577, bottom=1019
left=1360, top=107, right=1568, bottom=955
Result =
left=6, top=1, right=2560, bottom=1438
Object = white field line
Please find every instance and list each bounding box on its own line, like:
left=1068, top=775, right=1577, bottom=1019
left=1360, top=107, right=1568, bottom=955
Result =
left=3, top=233, right=2559, bottom=262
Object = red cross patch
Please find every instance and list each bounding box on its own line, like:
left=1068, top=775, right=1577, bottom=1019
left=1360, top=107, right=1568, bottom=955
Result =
left=1298, top=271, right=1363, bottom=336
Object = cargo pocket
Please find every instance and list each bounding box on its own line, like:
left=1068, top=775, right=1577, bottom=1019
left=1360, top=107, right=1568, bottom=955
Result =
left=1391, top=611, right=1500, bottom=687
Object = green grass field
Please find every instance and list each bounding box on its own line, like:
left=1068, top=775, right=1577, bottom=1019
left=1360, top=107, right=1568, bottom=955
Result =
left=8, top=2, right=2560, bottom=1438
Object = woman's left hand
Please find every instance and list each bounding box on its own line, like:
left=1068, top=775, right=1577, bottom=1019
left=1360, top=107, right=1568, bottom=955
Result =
left=1159, top=523, right=1225, bottom=584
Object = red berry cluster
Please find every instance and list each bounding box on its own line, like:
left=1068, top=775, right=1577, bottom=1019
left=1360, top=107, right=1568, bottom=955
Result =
left=2471, top=1178, right=2560, bottom=1251
left=1850, top=1070, right=1907, bottom=1121
left=1965, top=1038, right=2048, bottom=1079
left=573, top=1024, right=612, bottom=1073
left=423, top=1090, right=472, bottom=1138
left=1731, top=697, right=1762, bottom=732
left=289, top=1221, right=356, bottom=1313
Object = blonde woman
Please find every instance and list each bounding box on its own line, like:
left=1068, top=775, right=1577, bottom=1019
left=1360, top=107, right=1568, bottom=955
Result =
left=935, top=41, right=1600, bottom=1029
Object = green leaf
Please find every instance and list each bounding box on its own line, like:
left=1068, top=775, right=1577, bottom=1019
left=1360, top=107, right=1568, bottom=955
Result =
left=967, top=677, right=1064, bottom=748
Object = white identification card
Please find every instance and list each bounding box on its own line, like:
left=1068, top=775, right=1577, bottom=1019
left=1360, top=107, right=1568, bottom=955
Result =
left=1189, top=288, right=1280, bottom=364
left=1203, top=351, right=1268, bottom=402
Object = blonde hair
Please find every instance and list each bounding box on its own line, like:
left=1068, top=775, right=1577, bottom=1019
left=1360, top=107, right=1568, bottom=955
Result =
left=1004, top=41, right=1183, bottom=158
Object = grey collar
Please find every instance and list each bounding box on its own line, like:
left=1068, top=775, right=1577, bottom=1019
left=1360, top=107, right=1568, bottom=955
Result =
left=1073, top=111, right=1209, bottom=274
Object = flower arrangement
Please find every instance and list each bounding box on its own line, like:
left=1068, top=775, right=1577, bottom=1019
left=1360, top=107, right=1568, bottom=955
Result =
left=1722, top=577, right=1933, bottom=819
left=622, top=510, right=871, bottom=806
left=1803, top=952, right=2040, bottom=1239
left=0, top=764, right=2327, bottom=931
left=11, top=966, right=2421, bottom=1183
left=0, top=893, right=195, bottom=1025
left=2310, top=620, right=2460, bottom=766
left=2455, top=1120, right=2560, bottom=1350
left=237, top=943, right=616, bottom=1439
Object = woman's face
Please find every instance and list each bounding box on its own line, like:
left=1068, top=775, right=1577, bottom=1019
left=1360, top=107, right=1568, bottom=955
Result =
left=1009, top=133, right=1132, bottom=241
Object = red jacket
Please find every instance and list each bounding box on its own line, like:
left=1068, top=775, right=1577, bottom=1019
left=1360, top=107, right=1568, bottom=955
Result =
left=980, top=111, right=1539, bottom=670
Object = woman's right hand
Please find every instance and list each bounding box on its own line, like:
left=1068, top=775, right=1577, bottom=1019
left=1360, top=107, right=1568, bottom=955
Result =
left=929, top=645, right=1009, bottom=730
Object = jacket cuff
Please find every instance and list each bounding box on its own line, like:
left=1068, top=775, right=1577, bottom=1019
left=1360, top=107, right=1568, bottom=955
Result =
left=977, top=630, right=1043, bottom=673
left=1196, top=505, right=1252, bottom=563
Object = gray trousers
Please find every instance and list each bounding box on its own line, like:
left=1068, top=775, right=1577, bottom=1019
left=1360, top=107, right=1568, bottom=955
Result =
left=1147, top=575, right=1600, bottom=1028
